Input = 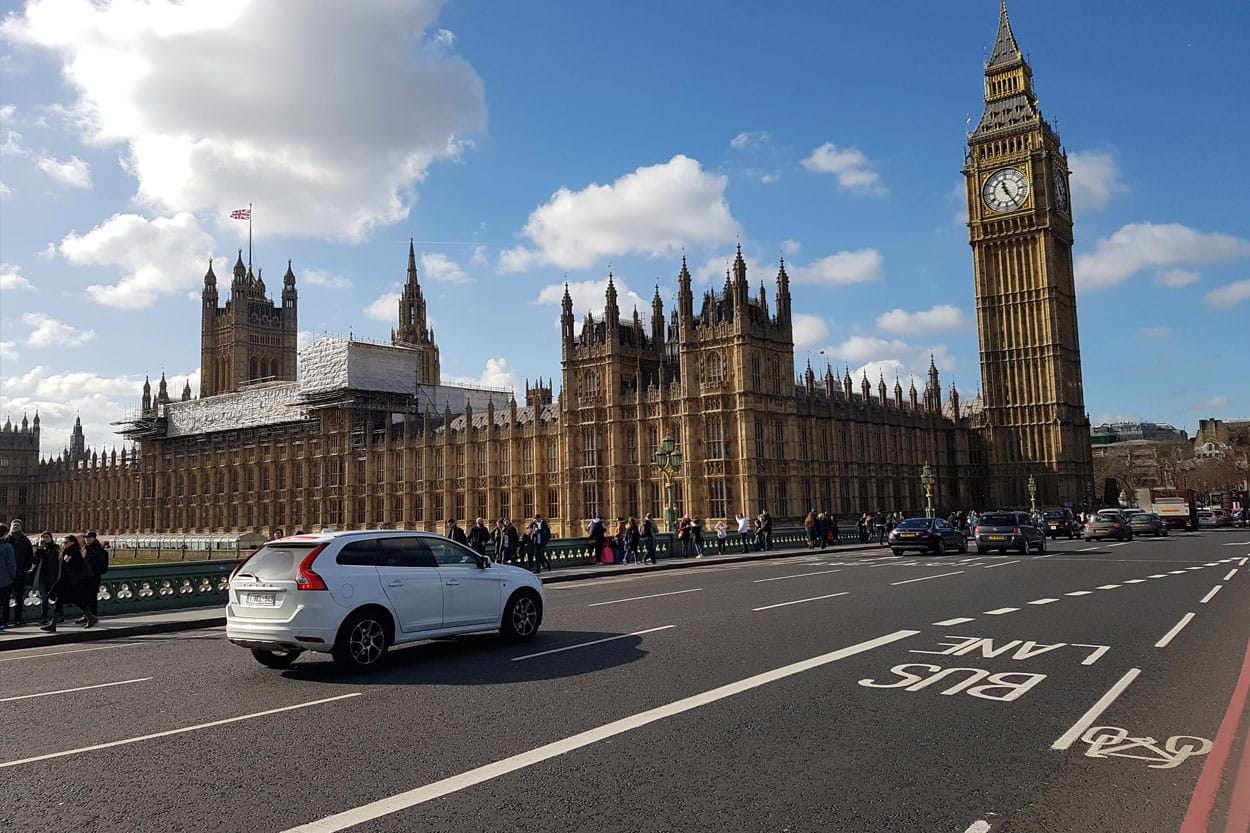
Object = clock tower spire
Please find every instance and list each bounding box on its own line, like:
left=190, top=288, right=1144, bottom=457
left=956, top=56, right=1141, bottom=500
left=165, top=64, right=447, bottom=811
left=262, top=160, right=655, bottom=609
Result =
left=965, top=3, right=1093, bottom=509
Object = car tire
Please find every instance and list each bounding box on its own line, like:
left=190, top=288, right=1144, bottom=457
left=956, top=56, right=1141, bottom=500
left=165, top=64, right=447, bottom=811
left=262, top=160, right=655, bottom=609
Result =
left=976, top=546, right=987, bottom=555
left=1037, top=537, right=1046, bottom=553
left=890, top=548, right=903, bottom=556
left=959, top=538, right=969, bottom=554
left=250, top=648, right=303, bottom=669
left=1018, top=542, right=1028, bottom=554
left=500, top=589, right=542, bottom=643
left=332, top=608, right=391, bottom=672
left=935, top=539, right=946, bottom=556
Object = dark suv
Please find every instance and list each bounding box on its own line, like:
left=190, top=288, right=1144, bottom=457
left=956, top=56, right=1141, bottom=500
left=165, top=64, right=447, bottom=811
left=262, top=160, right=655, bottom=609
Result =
left=1040, top=507, right=1078, bottom=539
left=974, top=510, right=1047, bottom=554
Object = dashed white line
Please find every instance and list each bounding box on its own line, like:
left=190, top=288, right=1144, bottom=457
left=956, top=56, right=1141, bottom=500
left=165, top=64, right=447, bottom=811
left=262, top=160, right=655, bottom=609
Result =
left=753, top=569, right=843, bottom=584
left=1169, top=570, right=1188, bottom=575
left=934, top=617, right=976, bottom=626
left=984, top=607, right=1019, bottom=615
left=1155, top=612, right=1197, bottom=648
left=1097, top=584, right=1122, bottom=590
left=1200, top=586, right=1222, bottom=604
left=753, top=592, right=849, bottom=612
left=963, top=821, right=993, bottom=833
left=1065, top=591, right=1093, bottom=596
left=1224, top=569, right=1238, bottom=581
left=1240, top=557, right=1248, bottom=566
left=1032, top=553, right=1060, bottom=559
left=1027, top=598, right=1060, bottom=605
left=1187, top=567, right=1204, bottom=571
left=512, top=626, right=675, bottom=661
left=0, top=677, right=153, bottom=703
left=1079, top=547, right=1100, bottom=552
left=982, top=560, right=1019, bottom=569
left=588, top=588, right=702, bottom=607
left=1052, top=668, right=1141, bottom=750
left=1107, top=542, right=1129, bottom=548
left=1124, top=579, right=1147, bottom=584
left=890, top=571, right=965, bottom=586
left=1148, top=574, right=1168, bottom=579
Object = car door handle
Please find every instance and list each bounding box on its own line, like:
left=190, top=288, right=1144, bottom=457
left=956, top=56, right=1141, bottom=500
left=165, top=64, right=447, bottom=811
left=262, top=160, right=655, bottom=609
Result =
left=445, top=579, right=461, bottom=586
left=386, top=580, right=403, bottom=587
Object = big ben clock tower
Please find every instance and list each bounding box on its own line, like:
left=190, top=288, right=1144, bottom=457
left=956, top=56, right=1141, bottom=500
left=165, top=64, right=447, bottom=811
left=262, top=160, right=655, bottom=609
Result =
left=965, top=2, right=1093, bottom=509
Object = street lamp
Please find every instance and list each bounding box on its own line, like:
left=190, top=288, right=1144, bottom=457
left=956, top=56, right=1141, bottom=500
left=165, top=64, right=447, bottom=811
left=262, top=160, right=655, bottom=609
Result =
left=1027, top=474, right=1038, bottom=513
left=654, top=435, right=683, bottom=532
left=920, top=461, right=936, bottom=519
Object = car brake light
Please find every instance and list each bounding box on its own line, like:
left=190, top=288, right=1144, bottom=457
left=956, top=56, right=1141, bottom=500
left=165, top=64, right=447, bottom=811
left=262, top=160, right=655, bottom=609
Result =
left=973, top=526, right=981, bottom=535
left=1013, top=526, right=1020, bottom=534
left=1112, top=522, right=1120, bottom=528
left=921, top=530, right=932, bottom=537
left=296, top=544, right=329, bottom=591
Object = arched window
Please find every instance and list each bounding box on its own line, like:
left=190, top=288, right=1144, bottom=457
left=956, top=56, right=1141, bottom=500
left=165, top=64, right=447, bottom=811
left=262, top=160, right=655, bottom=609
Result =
left=584, top=372, right=600, bottom=395
left=707, top=354, right=725, bottom=383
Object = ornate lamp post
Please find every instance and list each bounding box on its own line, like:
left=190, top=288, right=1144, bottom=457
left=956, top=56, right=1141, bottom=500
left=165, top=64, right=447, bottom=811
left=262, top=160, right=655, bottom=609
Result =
left=654, top=435, right=683, bottom=532
left=1027, top=474, right=1038, bottom=513
left=921, top=461, right=936, bottom=519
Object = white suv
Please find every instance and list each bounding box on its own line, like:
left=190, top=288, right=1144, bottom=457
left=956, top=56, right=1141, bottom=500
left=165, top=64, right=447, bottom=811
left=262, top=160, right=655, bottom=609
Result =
left=225, top=530, right=545, bottom=671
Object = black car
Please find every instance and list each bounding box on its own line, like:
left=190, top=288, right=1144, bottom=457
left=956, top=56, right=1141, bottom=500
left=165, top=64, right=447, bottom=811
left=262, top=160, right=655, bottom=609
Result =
left=1040, top=507, right=1078, bottom=539
left=887, top=517, right=969, bottom=555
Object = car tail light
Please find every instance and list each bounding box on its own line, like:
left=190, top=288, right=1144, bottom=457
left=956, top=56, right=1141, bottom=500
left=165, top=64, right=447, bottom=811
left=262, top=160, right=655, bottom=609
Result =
left=921, top=530, right=932, bottom=537
left=296, top=544, right=329, bottom=591
left=1013, top=526, right=1020, bottom=534
left=974, top=526, right=982, bottom=535
left=1112, top=522, right=1121, bottom=528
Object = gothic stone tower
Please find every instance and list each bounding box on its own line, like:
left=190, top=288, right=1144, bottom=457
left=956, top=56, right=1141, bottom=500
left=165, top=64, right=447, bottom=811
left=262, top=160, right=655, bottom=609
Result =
left=964, top=3, right=1093, bottom=508
left=390, top=239, right=441, bottom=384
left=200, top=252, right=298, bottom=397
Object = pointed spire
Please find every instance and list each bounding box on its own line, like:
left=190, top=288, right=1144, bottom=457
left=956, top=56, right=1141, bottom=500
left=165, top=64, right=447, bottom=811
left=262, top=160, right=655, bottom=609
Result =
left=182, top=379, right=192, bottom=401
left=987, top=1, right=1023, bottom=69
left=284, top=258, right=295, bottom=284
left=233, top=249, right=246, bottom=280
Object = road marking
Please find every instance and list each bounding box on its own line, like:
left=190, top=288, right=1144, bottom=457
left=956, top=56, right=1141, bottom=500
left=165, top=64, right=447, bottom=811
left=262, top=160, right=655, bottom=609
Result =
left=1179, top=631, right=1250, bottom=833
left=1200, top=586, right=1222, bottom=604
left=753, top=569, right=843, bottom=584
left=753, top=592, right=849, bottom=612
left=1065, top=591, right=1094, bottom=596
left=1170, top=570, right=1189, bottom=575
left=1148, top=574, right=1168, bottom=579
left=1097, top=584, right=1122, bottom=590
left=0, top=641, right=151, bottom=663
left=1052, top=668, right=1141, bottom=750
left=1156, top=613, right=1197, bottom=648
left=1079, top=547, right=1100, bottom=552
left=0, top=693, right=361, bottom=769
left=963, top=822, right=993, bottom=833
left=1225, top=569, right=1239, bottom=581
left=279, top=630, right=921, bottom=833
left=934, top=617, right=976, bottom=626
left=1187, top=567, right=1205, bottom=571
left=890, top=571, right=965, bottom=586
left=1240, top=557, right=1248, bottom=566
left=1108, top=542, right=1129, bottom=548
left=1027, top=598, right=1060, bottom=605
left=1033, top=552, right=1060, bottom=559
left=587, top=588, right=702, bottom=607
left=1124, top=579, right=1147, bottom=584
left=547, top=577, right=639, bottom=590
left=982, top=560, right=1019, bottom=569
left=984, top=607, right=1019, bottom=615
left=512, top=626, right=674, bottom=662
left=0, top=677, right=152, bottom=704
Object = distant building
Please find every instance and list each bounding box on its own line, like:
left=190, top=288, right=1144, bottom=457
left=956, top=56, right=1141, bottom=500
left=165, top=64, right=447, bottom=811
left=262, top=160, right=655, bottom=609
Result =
left=1090, top=422, right=1188, bottom=446
left=0, top=413, right=40, bottom=526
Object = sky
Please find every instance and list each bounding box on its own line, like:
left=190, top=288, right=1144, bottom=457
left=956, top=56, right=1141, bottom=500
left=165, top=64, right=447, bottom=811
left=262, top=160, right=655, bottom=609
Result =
left=1, top=0, right=1248, bottom=459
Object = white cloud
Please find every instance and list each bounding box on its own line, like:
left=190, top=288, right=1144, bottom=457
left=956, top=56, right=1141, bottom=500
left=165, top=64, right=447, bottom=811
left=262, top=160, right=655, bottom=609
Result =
left=730, top=131, right=771, bottom=150
left=1066, top=150, right=1127, bottom=213
left=58, top=212, right=216, bottom=308
left=535, top=278, right=648, bottom=324
left=824, top=335, right=912, bottom=364
left=469, top=246, right=489, bottom=268
left=22, top=313, right=96, bottom=348
left=35, top=153, right=91, bottom=188
left=760, top=173, right=780, bottom=185
left=499, top=155, right=738, bottom=271
left=2, top=0, right=486, bottom=241
left=300, top=269, right=352, bottom=290
left=443, top=357, right=517, bottom=393
left=365, top=292, right=400, bottom=322
left=1196, top=396, right=1230, bottom=412
left=788, top=249, right=884, bottom=285
left=420, top=252, right=472, bottom=283
left=1, top=262, right=34, bottom=290
left=781, top=240, right=801, bottom=257
left=1157, top=269, right=1199, bottom=288
left=1138, top=326, right=1172, bottom=340
left=876, top=304, right=972, bottom=335
left=801, top=143, right=886, bottom=194
left=1074, top=222, right=1250, bottom=291
left=0, top=341, right=17, bottom=362
left=791, top=314, right=828, bottom=351
left=1204, top=279, right=1250, bottom=309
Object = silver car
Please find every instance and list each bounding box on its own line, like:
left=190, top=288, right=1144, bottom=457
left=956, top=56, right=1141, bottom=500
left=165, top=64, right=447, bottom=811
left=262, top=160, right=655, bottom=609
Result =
left=974, top=511, right=1047, bottom=554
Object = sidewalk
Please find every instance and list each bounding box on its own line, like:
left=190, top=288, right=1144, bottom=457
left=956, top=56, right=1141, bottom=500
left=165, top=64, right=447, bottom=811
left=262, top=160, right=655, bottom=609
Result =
left=0, top=540, right=884, bottom=651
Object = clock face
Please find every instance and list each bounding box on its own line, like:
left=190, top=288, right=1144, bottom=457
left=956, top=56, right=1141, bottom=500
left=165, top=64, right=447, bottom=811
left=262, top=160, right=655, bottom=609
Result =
left=1053, top=169, right=1070, bottom=213
left=982, top=168, right=1030, bottom=213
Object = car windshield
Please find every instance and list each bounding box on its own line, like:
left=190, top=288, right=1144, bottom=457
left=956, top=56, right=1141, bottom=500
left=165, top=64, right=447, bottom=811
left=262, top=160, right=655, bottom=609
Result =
left=979, top=513, right=1016, bottom=526
left=237, top=544, right=317, bottom=579
left=895, top=518, right=931, bottom=530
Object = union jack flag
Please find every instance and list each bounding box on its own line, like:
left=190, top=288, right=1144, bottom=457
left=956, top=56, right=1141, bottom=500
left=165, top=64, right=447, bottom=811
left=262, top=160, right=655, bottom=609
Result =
left=230, top=208, right=251, bottom=220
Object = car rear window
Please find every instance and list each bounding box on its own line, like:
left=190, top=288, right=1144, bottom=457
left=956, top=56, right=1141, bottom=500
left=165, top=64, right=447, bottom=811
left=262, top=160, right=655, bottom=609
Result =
left=979, top=514, right=1016, bottom=526
left=240, top=544, right=316, bottom=579
left=896, top=518, right=931, bottom=529
left=1042, top=510, right=1066, bottom=518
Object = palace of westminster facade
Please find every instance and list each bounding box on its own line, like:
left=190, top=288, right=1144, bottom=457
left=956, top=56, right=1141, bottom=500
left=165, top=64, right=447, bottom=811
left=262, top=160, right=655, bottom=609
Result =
left=0, top=7, right=1094, bottom=537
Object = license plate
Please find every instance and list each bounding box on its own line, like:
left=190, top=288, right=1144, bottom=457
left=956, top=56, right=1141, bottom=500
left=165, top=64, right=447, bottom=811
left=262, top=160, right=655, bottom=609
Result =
left=243, top=591, right=277, bottom=606
left=989, top=535, right=1006, bottom=541
left=900, top=533, right=916, bottom=538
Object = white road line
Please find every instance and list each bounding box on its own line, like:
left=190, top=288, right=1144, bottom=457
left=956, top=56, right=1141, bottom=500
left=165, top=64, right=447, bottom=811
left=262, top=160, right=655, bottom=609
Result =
left=1240, top=557, right=1248, bottom=566
left=0, top=641, right=151, bottom=663
left=1156, top=612, right=1197, bottom=648
left=1205, top=562, right=1220, bottom=567
left=546, top=577, right=638, bottom=590
left=1200, top=586, right=1223, bottom=604
left=890, top=571, right=965, bottom=586
left=983, top=560, right=1019, bottom=569
left=1032, top=553, right=1060, bottom=559
left=0, top=677, right=152, bottom=704
left=1096, top=584, right=1122, bottom=590
left=1169, top=570, right=1189, bottom=575
left=1187, top=567, right=1204, bottom=571
left=279, top=630, right=921, bottom=833
left=753, top=592, right=849, bottom=612
left=934, top=617, right=976, bottom=626
left=1124, top=579, right=1147, bottom=584
left=587, top=588, right=702, bottom=607
left=1052, top=668, right=1141, bottom=750
left=963, top=822, right=993, bottom=833
left=512, top=626, right=675, bottom=662
left=753, top=569, right=843, bottom=584
left=1079, top=547, right=1100, bottom=552
left=1148, top=574, right=1168, bottom=579
left=1224, top=569, right=1238, bottom=581
left=1107, top=542, right=1129, bottom=548
left=1027, top=598, right=1060, bottom=605
left=1065, top=591, right=1093, bottom=596
left=0, top=693, right=362, bottom=769
left=984, top=607, right=1019, bottom=615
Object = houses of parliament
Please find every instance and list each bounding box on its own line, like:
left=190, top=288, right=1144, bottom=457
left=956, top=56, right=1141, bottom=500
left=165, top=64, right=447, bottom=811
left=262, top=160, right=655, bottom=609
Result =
left=0, top=6, right=1094, bottom=537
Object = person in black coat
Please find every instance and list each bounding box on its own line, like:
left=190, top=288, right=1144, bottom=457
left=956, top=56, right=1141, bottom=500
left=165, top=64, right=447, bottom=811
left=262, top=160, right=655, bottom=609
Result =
left=8, top=519, right=34, bottom=625
left=82, top=531, right=109, bottom=624
left=31, top=531, right=60, bottom=626
left=39, top=535, right=95, bottom=632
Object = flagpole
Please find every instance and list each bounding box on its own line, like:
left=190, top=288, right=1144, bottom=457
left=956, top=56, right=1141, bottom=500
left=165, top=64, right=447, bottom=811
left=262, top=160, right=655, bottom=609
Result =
left=248, top=202, right=253, bottom=272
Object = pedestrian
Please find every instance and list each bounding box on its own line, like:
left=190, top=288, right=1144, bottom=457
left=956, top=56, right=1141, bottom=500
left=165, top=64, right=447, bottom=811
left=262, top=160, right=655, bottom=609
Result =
left=736, top=513, right=751, bottom=553
left=815, top=512, right=829, bottom=550
left=753, top=516, right=765, bottom=551
left=8, top=519, right=34, bottom=626
left=271, top=527, right=285, bottom=540
left=587, top=514, right=606, bottom=564
left=714, top=518, right=727, bottom=554
left=493, top=518, right=518, bottom=564
left=677, top=515, right=693, bottom=557
left=642, top=513, right=659, bottom=564
left=613, top=517, right=627, bottom=564
left=0, top=533, right=16, bottom=631
left=82, top=530, right=108, bottom=626
left=530, top=515, right=552, bottom=573
left=31, top=531, right=59, bottom=626
left=467, top=517, right=491, bottom=556
left=445, top=518, right=469, bottom=546
left=761, top=510, right=773, bottom=551
left=40, top=535, right=94, bottom=632
left=518, top=522, right=535, bottom=571
left=805, top=511, right=817, bottom=549
left=829, top=513, right=840, bottom=546
left=624, top=517, right=641, bottom=564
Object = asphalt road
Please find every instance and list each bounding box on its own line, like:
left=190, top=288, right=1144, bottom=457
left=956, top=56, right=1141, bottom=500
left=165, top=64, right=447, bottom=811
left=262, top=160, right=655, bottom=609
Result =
left=3, top=530, right=1248, bottom=833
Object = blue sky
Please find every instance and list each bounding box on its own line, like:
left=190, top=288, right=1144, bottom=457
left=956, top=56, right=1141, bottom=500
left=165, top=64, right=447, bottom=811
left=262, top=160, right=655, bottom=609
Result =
left=1, top=0, right=1248, bottom=458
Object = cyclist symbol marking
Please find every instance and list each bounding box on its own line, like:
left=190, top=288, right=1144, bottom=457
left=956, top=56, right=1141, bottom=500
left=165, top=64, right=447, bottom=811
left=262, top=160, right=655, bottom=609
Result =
left=1080, top=726, right=1211, bottom=769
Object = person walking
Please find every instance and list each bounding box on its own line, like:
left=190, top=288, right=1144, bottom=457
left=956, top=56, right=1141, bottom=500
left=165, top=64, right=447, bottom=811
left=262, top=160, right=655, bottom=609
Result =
left=815, top=512, right=829, bottom=551
left=531, top=515, right=552, bottom=573
left=624, top=517, right=641, bottom=564
left=82, top=531, right=108, bottom=626
left=8, top=519, right=34, bottom=626
left=467, top=518, right=491, bottom=556
left=677, top=515, right=693, bottom=558
left=40, top=535, right=94, bottom=632
left=714, top=518, right=727, bottom=555
left=642, top=514, right=658, bottom=564
left=445, top=519, right=469, bottom=546
left=804, top=511, right=817, bottom=549
left=613, top=517, right=627, bottom=564
left=31, top=531, right=60, bottom=626
left=493, top=518, right=518, bottom=565
left=587, top=514, right=606, bottom=564
left=0, top=533, right=16, bottom=631
left=736, top=513, right=751, bottom=553
left=760, top=510, right=773, bottom=551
